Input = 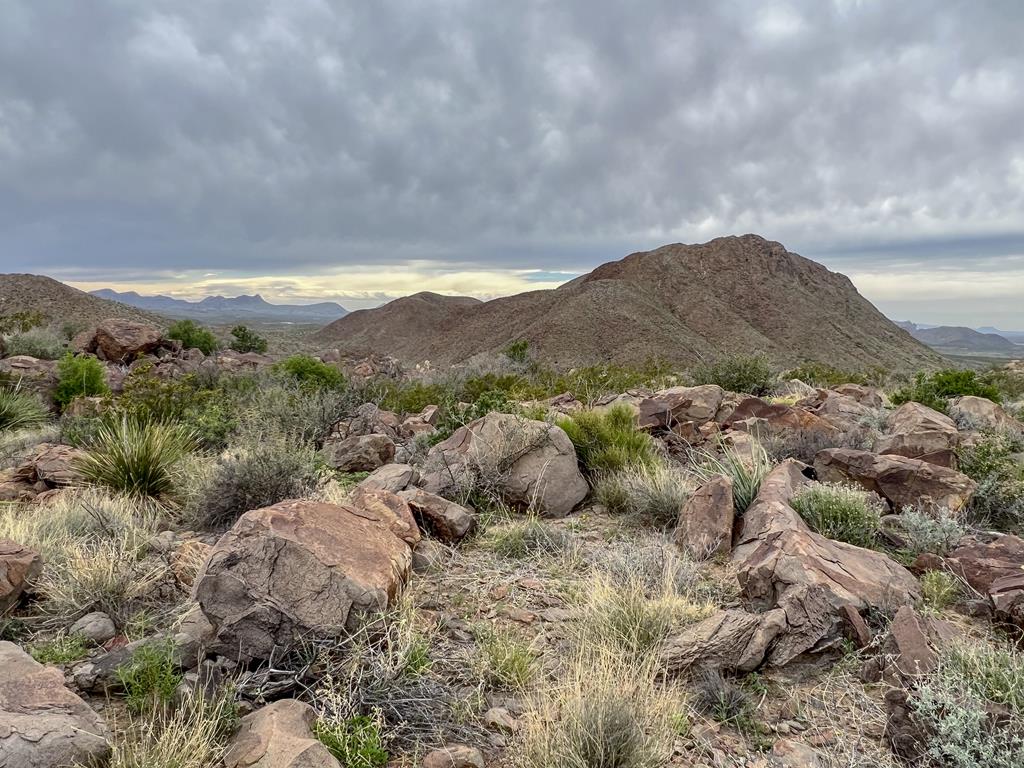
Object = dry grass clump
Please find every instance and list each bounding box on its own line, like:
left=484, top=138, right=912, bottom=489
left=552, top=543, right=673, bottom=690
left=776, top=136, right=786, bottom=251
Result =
left=594, top=463, right=694, bottom=528
left=477, top=627, right=537, bottom=690
left=482, top=516, right=578, bottom=560
left=0, top=384, right=49, bottom=432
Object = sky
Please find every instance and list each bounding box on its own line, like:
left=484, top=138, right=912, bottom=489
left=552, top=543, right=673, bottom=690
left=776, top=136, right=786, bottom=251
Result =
left=1, top=1, right=1023, bottom=327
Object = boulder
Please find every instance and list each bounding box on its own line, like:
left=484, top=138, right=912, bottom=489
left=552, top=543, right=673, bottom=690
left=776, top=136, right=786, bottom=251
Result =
left=722, top=397, right=840, bottom=440
left=832, top=384, right=885, bottom=409
left=398, top=488, right=475, bottom=543
left=192, top=498, right=413, bottom=662
left=422, top=744, right=486, bottom=768
left=356, top=463, right=419, bottom=493
left=92, top=318, right=163, bottom=362
left=0, top=356, right=58, bottom=400
left=775, top=379, right=817, bottom=399
left=948, top=395, right=1023, bottom=432
left=399, top=415, right=437, bottom=439
left=344, top=486, right=422, bottom=546
left=0, top=641, right=111, bottom=767
left=814, top=448, right=975, bottom=512
left=674, top=475, right=734, bottom=558
left=812, top=390, right=874, bottom=426
left=874, top=401, right=959, bottom=467
left=422, top=413, right=588, bottom=517
left=0, top=540, right=41, bottom=612
left=12, top=442, right=85, bottom=486
left=943, top=534, right=1024, bottom=629
left=771, top=739, right=824, bottom=768
left=638, top=384, right=724, bottom=430
left=321, top=433, right=395, bottom=472
left=330, top=402, right=401, bottom=440
left=69, top=612, right=117, bottom=645
left=223, top=699, right=340, bottom=768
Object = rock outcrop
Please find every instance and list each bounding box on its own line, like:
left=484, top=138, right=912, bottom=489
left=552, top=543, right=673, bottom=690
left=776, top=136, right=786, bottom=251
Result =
left=874, top=401, right=959, bottom=467
left=0, top=541, right=41, bottom=612
left=224, top=699, right=340, bottom=768
left=674, top=475, right=734, bottom=558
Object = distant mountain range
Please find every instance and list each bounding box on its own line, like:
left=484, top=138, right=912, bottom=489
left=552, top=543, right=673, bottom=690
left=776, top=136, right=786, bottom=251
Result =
left=90, top=289, right=347, bottom=324
left=895, top=321, right=1023, bottom=356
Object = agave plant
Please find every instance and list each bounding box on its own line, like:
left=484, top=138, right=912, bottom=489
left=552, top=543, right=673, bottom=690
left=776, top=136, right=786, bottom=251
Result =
left=0, top=384, right=49, bottom=432
left=75, top=417, right=197, bottom=499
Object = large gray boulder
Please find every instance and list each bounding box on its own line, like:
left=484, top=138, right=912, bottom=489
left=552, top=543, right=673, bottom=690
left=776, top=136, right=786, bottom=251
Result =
left=321, top=433, right=395, bottom=472
left=422, top=412, right=588, bottom=517
left=0, top=641, right=111, bottom=767
left=192, top=497, right=414, bottom=663
left=948, top=395, right=1023, bottom=432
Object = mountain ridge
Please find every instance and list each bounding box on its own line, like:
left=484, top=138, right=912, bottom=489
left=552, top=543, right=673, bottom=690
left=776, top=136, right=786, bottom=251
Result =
left=91, top=288, right=347, bottom=323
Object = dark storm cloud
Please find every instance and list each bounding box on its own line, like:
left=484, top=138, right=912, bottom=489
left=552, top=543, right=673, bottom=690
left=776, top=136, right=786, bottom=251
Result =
left=1, top=0, right=1022, bottom=321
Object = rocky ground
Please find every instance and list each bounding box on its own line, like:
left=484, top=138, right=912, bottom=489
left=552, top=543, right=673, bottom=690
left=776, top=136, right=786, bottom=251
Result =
left=1, top=317, right=1023, bottom=768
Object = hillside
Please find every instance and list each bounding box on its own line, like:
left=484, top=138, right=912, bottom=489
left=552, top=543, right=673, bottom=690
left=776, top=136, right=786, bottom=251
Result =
left=312, top=234, right=944, bottom=371
left=0, top=274, right=164, bottom=329
left=912, top=326, right=1019, bottom=355
left=91, top=288, right=348, bottom=324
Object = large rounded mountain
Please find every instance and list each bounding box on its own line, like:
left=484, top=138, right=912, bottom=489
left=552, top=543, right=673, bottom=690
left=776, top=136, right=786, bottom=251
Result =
left=312, top=235, right=943, bottom=371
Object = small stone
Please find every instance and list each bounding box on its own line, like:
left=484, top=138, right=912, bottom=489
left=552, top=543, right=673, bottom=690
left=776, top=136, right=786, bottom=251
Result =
left=483, top=707, right=518, bottom=732
left=70, top=612, right=117, bottom=644
left=422, top=744, right=485, bottom=768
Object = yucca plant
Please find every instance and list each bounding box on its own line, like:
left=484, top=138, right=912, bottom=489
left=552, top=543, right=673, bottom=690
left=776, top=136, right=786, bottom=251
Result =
left=690, top=441, right=774, bottom=515
left=0, top=384, right=48, bottom=432
left=75, top=417, right=197, bottom=499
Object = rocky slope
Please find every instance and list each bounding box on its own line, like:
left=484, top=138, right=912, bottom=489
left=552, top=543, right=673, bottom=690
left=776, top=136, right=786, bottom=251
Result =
left=0, top=274, right=164, bottom=328
left=313, top=234, right=943, bottom=371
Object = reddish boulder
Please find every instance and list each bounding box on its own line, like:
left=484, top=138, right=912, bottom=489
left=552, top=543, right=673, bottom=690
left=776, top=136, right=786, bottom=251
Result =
left=638, top=384, right=724, bottom=430
left=674, top=475, right=734, bottom=558
left=874, top=401, right=959, bottom=467
left=0, top=540, right=42, bottom=612
left=92, top=318, right=163, bottom=362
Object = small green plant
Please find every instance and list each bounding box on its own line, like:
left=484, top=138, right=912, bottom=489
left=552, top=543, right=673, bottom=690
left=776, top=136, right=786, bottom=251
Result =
left=275, top=354, right=346, bottom=390
left=117, top=639, right=183, bottom=713
left=559, top=404, right=658, bottom=474
left=790, top=482, right=882, bottom=548
left=891, top=369, right=1002, bottom=414
left=484, top=517, right=576, bottom=559
left=478, top=629, right=536, bottom=690
left=75, top=417, right=197, bottom=498
left=691, top=353, right=772, bottom=395
left=921, top=570, right=961, bottom=611
left=312, top=714, right=389, bottom=768
left=957, top=430, right=1024, bottom=534
left=54, top=353, right=110, bottom=411
left=782, top=362, right=878, bottom=389
left=690, top=442, right=774, bottom=515
left=167, top=319, right=218, bottom=355
left=502, top=338, right=530, bottom=363
left=0, top=385, right=48, bottom=431
left=29, top=632, right=89, bottom=664
left=228, top=325, right=268, bottom=354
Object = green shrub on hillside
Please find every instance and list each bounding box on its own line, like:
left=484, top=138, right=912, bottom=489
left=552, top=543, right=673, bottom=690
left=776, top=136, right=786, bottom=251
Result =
left=891, top=369, right=1001, bottom=414
left=558, top=405, right=658, bottom=475
left=54, top=353, right=110, bottom=411
left=229, top=325, right=268, bottom=354
left=275, top=354, right=346, bottom=390
left=117, top=639, right=182, bottom=714
left=313, top=715, right=389, bottom=768
left=958, top=430, right=1024, bottom=533
left=0, top=310, right=47, bottom=335
left=167, top=319, right=219, bottom=355
left=3, top=327, right=65, bottom=359
left=0, top=385, right=48, bottom=432
left=782, top=362, right=881, bottom=389
left=503, top=339, right=531, bottom=363
left=691, top=354, right=772, bottom=395
left=791, top=482, right=882, bottom=548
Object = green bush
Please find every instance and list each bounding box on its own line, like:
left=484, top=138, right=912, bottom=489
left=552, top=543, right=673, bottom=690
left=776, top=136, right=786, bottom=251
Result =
left=691, top=354, right=772, bottom=395
left=899, top=507, right=965, bottom=556
left=790, top=482, right=882, bottom=548
left=559, top=405, right=658, bottom=474
left=229, top=325, right=268, bottom=354
left=29, top=632, right=89, bottom=664
left=921, top=570, right=961, bottom=611
left=502, top=339, right=531, bottom=363
left=782, top=362, right=880, bottom=389
left=3, top=327, right=65, bottom=359
left=275, top=354, right=345, bottom=390
left=891, top=369, right=1002, bottom=414
left=0, top=386, right=48, bottom=431
left=75, top=417, right=196, bottom=498
left=167, top=319, right=219, bottom=355
left=117, top=639, right=182, bottom=713
left=958, top=431, right=1024, bottom=533
left=0, top=310, right=47, bottom=334
left=313, top=715, right=389, bottom=768
left=54, top=353, right=110, bottom=411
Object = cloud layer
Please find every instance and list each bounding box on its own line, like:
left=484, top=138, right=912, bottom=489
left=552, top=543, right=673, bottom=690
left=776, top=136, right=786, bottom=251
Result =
left=2, top=1, right=1022, bottom=323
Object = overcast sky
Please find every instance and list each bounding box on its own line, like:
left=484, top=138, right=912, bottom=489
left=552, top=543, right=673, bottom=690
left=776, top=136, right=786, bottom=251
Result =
left=2, top=1, right=1022, bottom=326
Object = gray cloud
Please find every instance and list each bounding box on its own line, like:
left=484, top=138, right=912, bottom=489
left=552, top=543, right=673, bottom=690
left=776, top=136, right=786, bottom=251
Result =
left=1, top=1, right=1023, bottom=323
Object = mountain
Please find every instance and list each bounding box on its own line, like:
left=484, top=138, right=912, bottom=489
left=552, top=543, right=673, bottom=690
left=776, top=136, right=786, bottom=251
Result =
left=312, top=234, right=943, bottom=371
left=900, top=324, right=1020, bottom=356
left=977, top=326, right=1024, bottom=344
left=1, top=274, right=164, bottom=329
left=90, top=289, right=348, bottom=324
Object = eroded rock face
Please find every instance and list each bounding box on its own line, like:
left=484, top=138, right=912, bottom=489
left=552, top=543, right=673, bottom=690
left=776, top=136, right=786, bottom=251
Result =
left=874, top=401, right=960, bottom=467
left=674, top=475, right=734, bottom=558
left=12, top=443, right=84, bottom=487
left=321, top=433, right=396, bottom=472
left=949, top=395, right=1023, bottom=432
left=398, top=488, right=475, bottom=543
left=814, top=448, right=975, bottom=512
left=422, top=413, right=588, bottom=518
left=223, top=699, right=340, bottom=768
left=192, top=498, right=413, bottom=663
left=722, top=397, right=840, bottom=440
left=0, top=540, right=41, bottom=612
left=0, top=641, right=111, bottom=768
left=943, top=534, right=1024, bottom=629
left=356, top=463, right=419, bottom=493
left=638, top=385, right=724, bottom=430
left=91, top=318, right=163, bottom=362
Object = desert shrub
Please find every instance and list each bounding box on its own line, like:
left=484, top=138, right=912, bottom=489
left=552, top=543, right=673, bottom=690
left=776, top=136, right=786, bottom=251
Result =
left=980, top=366, right=1024, bottom=402
left=690, top=667, right=752, bottom=724
left=54, top=353, right=109, bottom=410
left=275, top=354, right=346, bottom=390
left=228, top=324, right=267, bottom=353
left=3, top=326, right=65, bottom=359
left=913, top=642, right=1024, bottom=767
left=958, top=430, right=1024, bottom=533
left=762, top=425, right=871, bottom=464
left=891, top=369, right=1002, bottom=414
left=921, top=570, right=961, bottom=611
left=503, top=338, right=531, bottom=363
left=558, top=405, right=658, bottom=474
left=898, top=506, right=965, bottom=556
left=593, top=463, right=693, bottom=527
left=0, top=385, right=48, bottom=432
left=484, top=517, right=576, bottom=559
left=29, top=632, right=89, bottom=664
left=782, top=362, right=877, bottom=389
left=478, top=628, right=536, bottom=691
left=578, top=575, right=676, bottom=657
left=184, top=437, right=322, bottom=530
left=232, top=377, right=356, bottom=446
left=0, top=309, right=47, bottom=334
left=691, top=353, right=772, bottom=395
left=75, top=417, right=196, bottom=499
left=166, top=319, right=218, bottom=355
left=790, top=482, right=883, bottom=548
left=313, top=715, right=389, bottom=768
left=117, top=638, right=183, bottom=713
left=690, top=441, right=774, bottom=515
